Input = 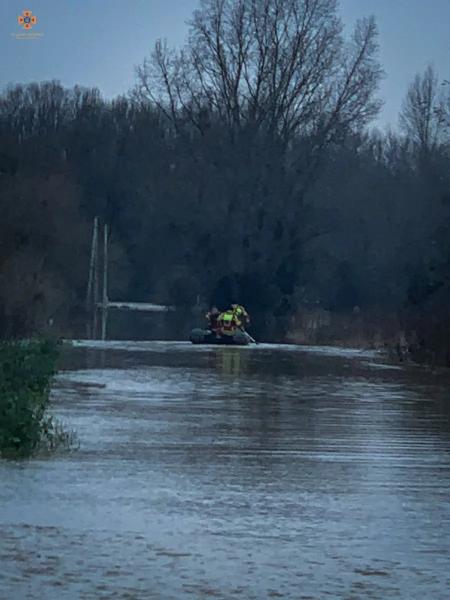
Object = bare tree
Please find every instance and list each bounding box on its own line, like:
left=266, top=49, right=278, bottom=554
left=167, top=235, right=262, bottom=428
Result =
left=400, top=65, right=441, bottom=154
left=436, top=79, right=450, bottom=136
left=135, top=0, right=382, bottom=141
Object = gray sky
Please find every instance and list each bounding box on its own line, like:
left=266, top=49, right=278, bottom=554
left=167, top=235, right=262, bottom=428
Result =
left=1, top=0, right=449, bottom=129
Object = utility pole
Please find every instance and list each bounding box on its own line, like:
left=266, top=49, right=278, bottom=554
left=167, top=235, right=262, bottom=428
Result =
left=86, top=217, right=99, bottom=339
left=101, top=223, right=109, bottom=341
left=85, top=219, right=172, bottom=340
left=92, top=231, right=99, bottom=339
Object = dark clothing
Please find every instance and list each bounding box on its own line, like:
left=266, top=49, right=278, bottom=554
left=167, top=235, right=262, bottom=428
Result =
left=206, top=311, right=220, bottom=333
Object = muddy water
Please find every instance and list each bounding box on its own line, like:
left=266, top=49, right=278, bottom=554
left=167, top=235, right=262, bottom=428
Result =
left=1, top=341, right=450, bottom=599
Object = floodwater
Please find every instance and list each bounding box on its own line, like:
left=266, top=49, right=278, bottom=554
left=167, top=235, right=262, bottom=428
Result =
left=1, top=341, right=450, bottom=600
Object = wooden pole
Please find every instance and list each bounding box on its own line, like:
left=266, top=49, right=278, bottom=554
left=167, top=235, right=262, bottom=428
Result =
left=101, top=223, right=109, bottom=341
left=92, top=224, right=99, bottom=340
left=86, top=217, right=99, bottom=339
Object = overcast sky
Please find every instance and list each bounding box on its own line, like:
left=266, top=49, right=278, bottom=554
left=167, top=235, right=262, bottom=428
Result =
left=1, top=0, right=449, bottom=129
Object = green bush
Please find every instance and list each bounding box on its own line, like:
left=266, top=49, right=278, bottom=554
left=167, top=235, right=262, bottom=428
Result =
left=0, top=338, right=72, bottom=458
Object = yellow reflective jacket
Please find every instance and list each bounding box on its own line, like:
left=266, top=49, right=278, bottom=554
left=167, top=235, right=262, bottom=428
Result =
left=219, top=310, right=236, bottom=335
left=231, top=305, right=249, bottom=327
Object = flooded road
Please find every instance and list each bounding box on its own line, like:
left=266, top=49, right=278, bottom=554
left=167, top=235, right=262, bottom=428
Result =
left=1, top=341, right=450, bottom=599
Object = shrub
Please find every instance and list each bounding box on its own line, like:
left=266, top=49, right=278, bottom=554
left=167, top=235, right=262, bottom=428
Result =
left=0, top=338, right=72, bottom=458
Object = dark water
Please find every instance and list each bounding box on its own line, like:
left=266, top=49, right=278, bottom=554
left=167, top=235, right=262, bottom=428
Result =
left=1, top=341, right=450, bottom=599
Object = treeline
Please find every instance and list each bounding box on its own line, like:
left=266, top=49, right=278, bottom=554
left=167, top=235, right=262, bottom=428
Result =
left=0, top=0, right=449, bottom=361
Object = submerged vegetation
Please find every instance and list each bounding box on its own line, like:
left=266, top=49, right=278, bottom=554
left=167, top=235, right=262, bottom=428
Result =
left=0, top=339, right=73, bottom=458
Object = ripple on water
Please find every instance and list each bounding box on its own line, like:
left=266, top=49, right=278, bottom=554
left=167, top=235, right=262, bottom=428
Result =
left=1, top=342, right=450, bottom=599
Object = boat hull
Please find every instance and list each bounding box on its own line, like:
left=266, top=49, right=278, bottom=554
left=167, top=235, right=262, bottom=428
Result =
left=189, top=328, right=250, bottom=345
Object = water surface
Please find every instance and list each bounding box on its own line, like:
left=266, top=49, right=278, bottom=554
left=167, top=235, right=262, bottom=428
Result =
left=1, top=341, right=449, bottom=599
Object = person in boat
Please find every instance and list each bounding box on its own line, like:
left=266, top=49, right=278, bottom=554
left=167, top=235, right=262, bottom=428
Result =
left=217, top=304, right=250, bottom=336
left=218, top=308, right=238, bottom=336
left=231, top=304, right=250, bottom=329
left=205, top=306, right=221, bottom=335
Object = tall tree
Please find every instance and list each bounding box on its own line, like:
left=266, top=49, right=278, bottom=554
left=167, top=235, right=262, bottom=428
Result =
left=136, top=0, right=382, bottom=146
left=400, top=65, right=441, bottom=157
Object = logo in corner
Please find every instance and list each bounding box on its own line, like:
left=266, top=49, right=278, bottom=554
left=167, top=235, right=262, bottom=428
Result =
left=17, top=10, right=38, bottom=30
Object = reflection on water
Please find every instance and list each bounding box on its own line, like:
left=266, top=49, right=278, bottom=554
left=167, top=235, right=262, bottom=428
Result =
left=1, top=341, right=450, bottom=599
left=210, top=347, right=248, bottom=376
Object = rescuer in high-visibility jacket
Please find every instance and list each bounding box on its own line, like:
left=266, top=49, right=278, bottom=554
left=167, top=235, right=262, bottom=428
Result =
left=231, top=304, right=250, bottom=328
left=218, top=309, right=237, bottom=336
left=218, top=304, right=250, bottom=336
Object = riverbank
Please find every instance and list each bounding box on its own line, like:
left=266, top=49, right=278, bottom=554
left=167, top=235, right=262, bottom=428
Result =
left=286, top=308, right=450, bottom=367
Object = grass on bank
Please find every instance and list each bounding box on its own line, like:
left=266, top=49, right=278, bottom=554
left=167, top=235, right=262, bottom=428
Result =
left=0, top=338, right=74, bottom=458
